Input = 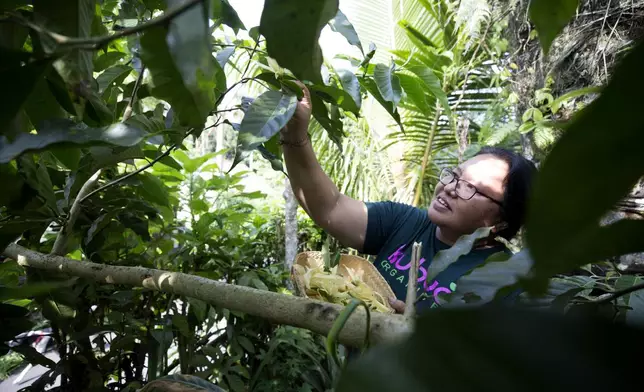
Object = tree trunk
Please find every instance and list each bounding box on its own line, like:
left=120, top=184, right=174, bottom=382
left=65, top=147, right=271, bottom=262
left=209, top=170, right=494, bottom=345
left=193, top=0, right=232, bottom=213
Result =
left=284, top=178, right=298, bottom=277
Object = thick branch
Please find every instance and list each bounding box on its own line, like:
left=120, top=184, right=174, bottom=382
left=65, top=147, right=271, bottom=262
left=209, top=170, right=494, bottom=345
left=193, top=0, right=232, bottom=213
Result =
left=3, top=244, right=410, bottom=348
left=404, top=242, right=421, bottom=321
left=51, top=170, right=102, bottom=255
left=11, top=0, right=203, bottom=52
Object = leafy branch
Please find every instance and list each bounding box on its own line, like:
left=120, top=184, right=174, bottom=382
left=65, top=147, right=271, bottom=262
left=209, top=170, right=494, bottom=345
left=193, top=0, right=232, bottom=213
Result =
left=8, top=0, right=204, bottom=52
left=593, top=282, right=644, bottom=304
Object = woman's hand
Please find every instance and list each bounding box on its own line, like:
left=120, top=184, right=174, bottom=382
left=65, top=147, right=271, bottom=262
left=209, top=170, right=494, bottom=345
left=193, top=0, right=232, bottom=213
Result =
left=282, top=81, right=312, bottom=137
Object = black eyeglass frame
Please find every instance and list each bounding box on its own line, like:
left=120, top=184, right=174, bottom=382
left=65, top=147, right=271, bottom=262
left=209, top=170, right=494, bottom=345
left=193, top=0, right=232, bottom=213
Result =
left=439, top=168, right=504, bottom=208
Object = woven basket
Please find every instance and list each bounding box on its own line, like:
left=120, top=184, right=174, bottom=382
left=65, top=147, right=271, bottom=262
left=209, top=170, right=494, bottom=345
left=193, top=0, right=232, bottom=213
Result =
left=291, top=251, right=396, bottom=313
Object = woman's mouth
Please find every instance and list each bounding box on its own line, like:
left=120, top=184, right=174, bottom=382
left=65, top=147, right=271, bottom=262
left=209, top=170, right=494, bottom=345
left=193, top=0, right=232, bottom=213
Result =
left=434, top=196, right=452, bottom=211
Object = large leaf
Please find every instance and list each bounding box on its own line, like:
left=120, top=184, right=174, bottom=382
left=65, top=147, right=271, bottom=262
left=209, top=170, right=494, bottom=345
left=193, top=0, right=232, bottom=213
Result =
left=426, top=227, right=492, bottom=282
left=94, top=51, right=126, bottom=72
left=141, top=374, right=226, bottom=391
left=446, top=250, right=534, bottom=306
left=238, top=90, right=298, bottom=151
left=33, top=0, right=95, bottom=91
left=528, top=0, right=579, bottom=56
left=336, top=306, right=644, bottom=391
left=373, top=63, right=402, bottom=106
left=140, top=0, right=218, bottom=127
left=260, top=0, right=339, bottom=84
left=525, top=40, right=644, bottom=292
left=337, top=69, right=362, bottom=111
left=310, top=93, right=344, bottom=150
left=11, top=345, right=56, bottom=368
left=97, top=65, right=132, bottom=94
left=0, top=50, right=52, bottom=137
left=211, top=0, right=245, bottom=33
left=407, top=65, right=450, bottom=116
left=0, top=119, right=145, bottom=163
left=310, top=83, right=360, bottom=115
left=328, top=9, right=363, bottom=53
left=360, top=76, right=403, bottom=130
left=136, top=172, right=171, bottom=208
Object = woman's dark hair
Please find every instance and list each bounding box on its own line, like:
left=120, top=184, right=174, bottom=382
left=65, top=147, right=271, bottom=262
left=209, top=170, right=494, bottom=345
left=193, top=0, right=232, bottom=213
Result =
left=474, top=146, right=537, bottom=240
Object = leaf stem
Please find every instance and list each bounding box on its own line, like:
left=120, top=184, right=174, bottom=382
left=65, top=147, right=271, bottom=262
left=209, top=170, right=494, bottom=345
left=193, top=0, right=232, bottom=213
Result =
left=404, top=242, right=422, bottom=321
left=122, top=66, right=146, bottom=122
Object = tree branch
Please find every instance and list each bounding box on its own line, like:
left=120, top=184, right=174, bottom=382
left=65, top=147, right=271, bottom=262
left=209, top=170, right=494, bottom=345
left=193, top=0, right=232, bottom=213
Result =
left=122, top=66, right=146, bottom=122
left=3, top=244, right=410, bottom=348
left=9, top=0, right=203, bottom=51
left=404, top=242, right=421, bottom=321
left=593, top=281, right=644, bottom=304
left=79, top=143, right=180, bottom=204
left=51, top=170, right=102, bottom=256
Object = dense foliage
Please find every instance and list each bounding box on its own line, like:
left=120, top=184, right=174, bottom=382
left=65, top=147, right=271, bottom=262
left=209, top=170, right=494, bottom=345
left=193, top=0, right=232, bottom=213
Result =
left=2, top=0, right=644, bottom=391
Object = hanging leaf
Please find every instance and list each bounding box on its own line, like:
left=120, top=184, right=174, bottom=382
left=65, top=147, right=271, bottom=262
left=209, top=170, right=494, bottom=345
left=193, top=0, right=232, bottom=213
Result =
left=11, top=345, right=57, bottom=368
left=310, top=94, right=344, bottom=150
left=97, top=65, right=132, bottom=94
left=528, top=0, right=579, bottom=56
left=33, top=0, right=95, bottom=96
left=140, top=0, right=218, bottom=127
left=407, top=65, right=450, bottom=116
left=17, top=155, right=57, bottom=212
left=215, top=46, right=236, bottom=68
left=0, top=119, right=145, bottom=163
left=373, top=63, right=402, bottom=106
left=238, top=90, right=298, bottom=151
left=94, top=51, right=126, bottom=72
left=260, top=0, right=339, bottom=83
left=310, top=83, right=360, bottom=115
left=426, top=227, right=492, bottom=282
left=237, top=336, right=255, bottom=353
left=336, top=306, right=644, bottom=392
left=211, top=0, right=245, bottom=33
left=0, top=50, right=52, bottom=136
left=136, top=172, right=171, bottom=208
left=328, top=9, right=363, bottom=54
left=0, top=279, right=77, bottom=301
left=337, top=69, right=362, bottom=112
left=360, top=76, right=403, bottom=131
left=446, top=250, right=534, bottom=306
left=171, top=314, right=193, bottom=338
left=525, top=40, right=644, bottom=293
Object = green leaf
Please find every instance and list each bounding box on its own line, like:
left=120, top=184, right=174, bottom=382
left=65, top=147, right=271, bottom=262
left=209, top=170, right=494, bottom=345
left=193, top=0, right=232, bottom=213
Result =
left=94, top=51, right=126, bottom=72
left=237, top=336, right=255, bottom=353
left=310, top=83, right=360, bottom=115
left=407, top=65, right=450, bottom=116
left=525, top=40, right=644, bottom=293
left=328, top=9, right=363, bottom=53
left=142, top=374, right=226, bottom=391
left=0, top=261, right=24, bottom=287
left=140, top=1, right=217, bottom=127
left=373, top=63, right=402, bottom=106
left=225, top=374, right=245, bottom=392
left=337, top=69, right=362, bottom=112
left=238, top=90, right=298, bottom=151
left=336, top=306, right=644, bottom=391
left=0, top=279, right=76, bottom=301
left=136, top=172, right=171, bottom=208
left=211, top=0, right=245, bottom=32
left=0, top=119, right=145, bottom=163
left=17, top=154, right=57, bottom=212
left=0, top=50, right=52, bottom=136
left=260, top=0, right=339, bottom=83
left=426, top=227, right=492, bottom=282
left=33, top=0, right=95, bottom=94
left=97, top=65, right=132, bottom=94
left=172, top=314, right=192, bottom=338
left=360, top=76, right=403, bottom=131
left=188, top=297, right=208, bottom=323
left=550, top=86, right=601, bottom=114
left=252, top=278, right=269, bottom=291
left=528, top=0, right=579, bottom=56
left=446, top=250, right=533, bottom=305
left=310, top=93, right=344, bottom=149
left=11, top=345, right=56, bottom=368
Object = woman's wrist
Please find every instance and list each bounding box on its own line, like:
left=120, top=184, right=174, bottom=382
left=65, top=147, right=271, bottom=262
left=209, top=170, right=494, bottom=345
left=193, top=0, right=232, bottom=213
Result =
left=279, top=130, right=310, bottom=147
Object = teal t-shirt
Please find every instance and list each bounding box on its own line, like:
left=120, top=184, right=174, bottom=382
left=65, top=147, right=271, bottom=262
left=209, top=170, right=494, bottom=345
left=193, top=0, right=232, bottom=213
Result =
left=363, top=201, right=506, bottom=311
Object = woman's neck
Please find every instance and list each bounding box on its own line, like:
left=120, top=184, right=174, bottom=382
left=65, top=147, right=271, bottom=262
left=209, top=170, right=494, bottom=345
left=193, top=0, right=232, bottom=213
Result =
left=435, top=226, right=459, bottom=246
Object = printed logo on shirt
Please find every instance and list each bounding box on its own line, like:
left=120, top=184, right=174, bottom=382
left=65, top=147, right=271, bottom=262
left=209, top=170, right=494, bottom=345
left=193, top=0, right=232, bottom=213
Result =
left=380, top=245, right=455, bottom=304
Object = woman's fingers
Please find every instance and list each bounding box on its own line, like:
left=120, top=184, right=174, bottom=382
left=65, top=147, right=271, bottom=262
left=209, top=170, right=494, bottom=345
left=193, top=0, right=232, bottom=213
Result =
left=388, top=297, right=406, bottom=314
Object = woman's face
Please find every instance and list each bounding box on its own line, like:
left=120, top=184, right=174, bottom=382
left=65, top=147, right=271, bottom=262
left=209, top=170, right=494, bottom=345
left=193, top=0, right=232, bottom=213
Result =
left=428, top=154, right=508, bottom=239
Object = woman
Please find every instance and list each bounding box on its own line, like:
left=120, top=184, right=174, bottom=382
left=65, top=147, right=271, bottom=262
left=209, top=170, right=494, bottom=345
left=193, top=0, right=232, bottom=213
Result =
left=280, top=83, right=537, bottom=312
